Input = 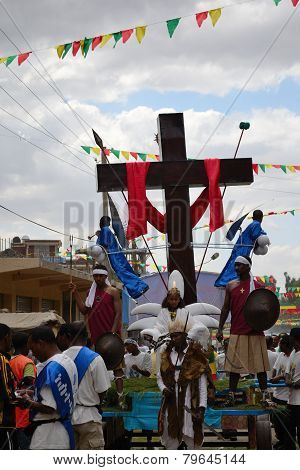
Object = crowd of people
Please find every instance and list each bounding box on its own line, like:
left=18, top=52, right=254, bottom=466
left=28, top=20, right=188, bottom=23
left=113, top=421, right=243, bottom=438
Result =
left=0, top=259, right=299, bottom=451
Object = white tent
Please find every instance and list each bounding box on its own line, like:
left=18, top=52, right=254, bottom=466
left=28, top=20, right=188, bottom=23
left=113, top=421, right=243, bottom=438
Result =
left=0, top=311, right=65, bottom=332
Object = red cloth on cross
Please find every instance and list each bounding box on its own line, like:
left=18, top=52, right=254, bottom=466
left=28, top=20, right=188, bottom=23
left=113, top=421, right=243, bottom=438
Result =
left=126, top=162, right=150, bottom=239
left=190, top=158, right=224, bottom=232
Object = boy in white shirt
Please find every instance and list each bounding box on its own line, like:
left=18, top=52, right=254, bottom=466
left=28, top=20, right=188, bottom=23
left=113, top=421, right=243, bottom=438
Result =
left=284, top=328, right=300, bottom=449
left=22, top=327, right=78, bottom=450
left=57, top=322, right=111, bottom=450
left=270, top=334, right=293, bottom=449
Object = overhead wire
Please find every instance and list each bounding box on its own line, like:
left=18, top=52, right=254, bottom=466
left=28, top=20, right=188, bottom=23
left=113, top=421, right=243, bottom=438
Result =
left=0, top=2, right=91, bottom=139
left=0, top=77, right=94, bottom=172
left=0, top=0, right=112, bottom=147
left=195, top=4, right=299, bottom=158
left=0, top=120, right=94, bottom=176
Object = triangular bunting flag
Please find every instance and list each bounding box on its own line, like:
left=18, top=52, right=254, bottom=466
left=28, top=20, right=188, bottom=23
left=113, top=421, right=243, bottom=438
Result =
left=100, top=34, right=112, bottom=47
left=209, top=8, right=222, bottom=27
left=111, top=149, right=120, bottom=158
left=138, top=153, right=147, bottom=161
left=259, top=164, right=266, bottom=173
left=122, top=29, right=134, bottom=43
left=0, top=57, right=7, bottom=64
left=80, top=39, right=85, bottom=55
left=81, top=146, right=91, bottom=154
left=56, top=45, right=65, bottom=59
left=62, top=43, right=72, bottom=59
left=113, top=32, right=122, bottom=47
left=92, top=147, right=100, bottom=156
left=130, top=152, right=138, bottom=160
left=287, top=165, right=296, bottom=172
left=281, top=165, right=287, bottom=173
left=18, top=52, right=31, bottom=66
left=92, top=36, right=102, bottom=50
left=104, top=149, right=110, bottom=156
left=6, top=55, right=17, bottom=66
left=252, top=163, right=259, bottom=174
left=290, top=210, right=296, bottom=216
left=273, top=0, right=282, bottom=5
left=121, top=151, right=130, bottom=160
left=136, top=26, right=146, bottom=43
left=82, top=37, right=93, bottom=57
left=166, top=18, right=181, bottom=38
left=147, top=154, right=157, bottom=160
left=196, top=12, right=208, bottom=28
left=72, top=41, right=81, bottom=56
left=292, top=0, right=299, bottom=6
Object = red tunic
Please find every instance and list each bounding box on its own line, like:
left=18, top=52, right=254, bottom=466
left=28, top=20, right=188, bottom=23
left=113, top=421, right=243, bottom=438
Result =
left=230, top=279, right=263, bottom=335
left=86, top=287, right=120, bottom=344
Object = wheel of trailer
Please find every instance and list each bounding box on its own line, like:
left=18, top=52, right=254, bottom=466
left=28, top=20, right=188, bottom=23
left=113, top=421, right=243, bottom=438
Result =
left=256, top=417, right=272, bottom=449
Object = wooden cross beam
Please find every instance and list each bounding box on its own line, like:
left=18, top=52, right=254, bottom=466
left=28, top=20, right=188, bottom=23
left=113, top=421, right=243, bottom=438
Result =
left=97, top=113, right=253, bottom=304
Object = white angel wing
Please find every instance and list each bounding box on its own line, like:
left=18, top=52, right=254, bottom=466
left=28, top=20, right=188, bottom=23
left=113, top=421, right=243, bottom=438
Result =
left=193, top=315, right=219, bottom=328
left=130, top=303, right=161, bottom=316
left=127, top=317, right=157, bottom=331
left=186, top=303, right=221, bottom=316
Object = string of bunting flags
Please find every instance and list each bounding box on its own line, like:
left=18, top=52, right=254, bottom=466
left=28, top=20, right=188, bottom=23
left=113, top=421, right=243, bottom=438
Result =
left=81, top=145, right=160, bottom=161
left=138, top=208, right=300, bottom=241
left=0, top=1, right=298, bottom=67
left=252, top=163, right=300, bottom=174
left=82, top=146, right=300, bottom=172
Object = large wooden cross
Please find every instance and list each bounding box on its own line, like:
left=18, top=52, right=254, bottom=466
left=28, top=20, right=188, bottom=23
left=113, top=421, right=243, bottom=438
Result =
left=97, top=113, right=253, bottom=304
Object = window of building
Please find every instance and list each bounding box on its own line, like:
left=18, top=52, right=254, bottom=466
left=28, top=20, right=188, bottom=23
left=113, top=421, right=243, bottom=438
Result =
left=41, top=299, right=55, bottom=312
left=16, top=296, right=33, bottom=313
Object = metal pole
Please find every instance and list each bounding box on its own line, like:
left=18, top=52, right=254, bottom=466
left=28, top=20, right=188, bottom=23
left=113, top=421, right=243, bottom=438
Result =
left=195, top=124, right=249, bottom=285
left=69, top=234, right=73, bottom=322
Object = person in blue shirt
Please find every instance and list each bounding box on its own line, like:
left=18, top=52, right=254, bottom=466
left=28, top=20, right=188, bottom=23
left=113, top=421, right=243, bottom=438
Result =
left=96, top=216, right=149, bottom=299
left=215, top=210, right=266, bottom=288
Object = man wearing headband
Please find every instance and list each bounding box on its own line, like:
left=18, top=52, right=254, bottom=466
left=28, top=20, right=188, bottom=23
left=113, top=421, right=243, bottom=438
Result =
left=216, top=255, right=270, bottom=406
left=69, top=264, right=123, bottom=400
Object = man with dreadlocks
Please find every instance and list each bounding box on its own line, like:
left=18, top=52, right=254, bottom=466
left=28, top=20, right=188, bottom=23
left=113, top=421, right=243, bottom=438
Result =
left=156, top=317, right=213, bottom=450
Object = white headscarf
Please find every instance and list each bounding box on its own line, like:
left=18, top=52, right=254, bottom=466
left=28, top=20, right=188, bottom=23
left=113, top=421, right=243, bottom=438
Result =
left=235, top=256, right=255, bottom=292
left=85, top=269, right=110, bottom=308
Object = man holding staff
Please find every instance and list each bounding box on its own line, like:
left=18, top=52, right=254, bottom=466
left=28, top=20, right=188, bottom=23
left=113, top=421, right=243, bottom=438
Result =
left=69, top=264, right=124, bottom=401
left=216, top=255, right=270, bottom=406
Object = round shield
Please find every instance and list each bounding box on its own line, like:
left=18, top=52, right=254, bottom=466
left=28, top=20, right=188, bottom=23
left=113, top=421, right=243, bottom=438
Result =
left=244, top=288, right=280, bottom=331
left=95, top=332, right=125, bottom=370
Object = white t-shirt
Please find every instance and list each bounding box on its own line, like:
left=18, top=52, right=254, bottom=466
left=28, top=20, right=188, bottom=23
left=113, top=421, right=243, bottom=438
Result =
left=64, top=346, right=111, bottom=425
left=124, top=351, right=152, bottom=378
left=267, top=350, right=278, bottom=380
left=286, top=350, right=300, bottom=406
left=30, top=353, right=78, bottom=450
left=273, top=352, right=290, bottom=402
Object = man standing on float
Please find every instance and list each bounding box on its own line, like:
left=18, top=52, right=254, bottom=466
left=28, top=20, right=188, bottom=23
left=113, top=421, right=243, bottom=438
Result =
left=216, top=256, right=270, bottom=406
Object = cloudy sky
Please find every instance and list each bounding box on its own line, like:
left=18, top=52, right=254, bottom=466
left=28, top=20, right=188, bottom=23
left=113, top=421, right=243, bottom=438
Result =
left=0, top=0, right=300, bottom=290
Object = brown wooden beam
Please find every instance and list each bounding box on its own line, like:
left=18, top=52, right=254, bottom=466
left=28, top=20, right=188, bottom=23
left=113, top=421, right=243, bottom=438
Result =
left=12, top=272, right=60, bottom=282
left=97, top=158, right=253, bottom=192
